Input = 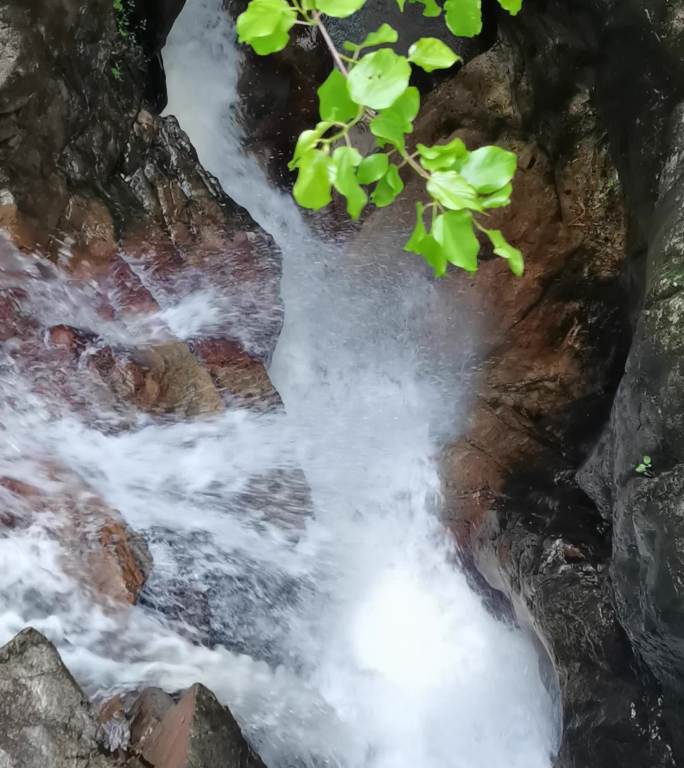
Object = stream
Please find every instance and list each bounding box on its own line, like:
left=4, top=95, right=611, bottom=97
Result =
left=0, top=0, right=559, bottom=765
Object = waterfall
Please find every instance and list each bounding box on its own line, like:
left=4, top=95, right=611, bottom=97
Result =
left=0, top=0, right=559, bottom=765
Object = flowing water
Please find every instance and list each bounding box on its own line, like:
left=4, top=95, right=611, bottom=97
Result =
left=0, top=0, right=560, bottom=765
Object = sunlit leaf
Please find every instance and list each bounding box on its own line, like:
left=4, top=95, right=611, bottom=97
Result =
left=370, top=87, right=420, bottom=151
left=433, top=210, right=479, bottom=271
left=347, top=49, right=411, bottom=109
left=357, top=153, right=390, bottom=184
left=481, top=227, right=524, bottom=276
left=408, top=37, right=460, bottom=72
left=497, top=0, right=522, bottom=14
left=344, top=23, right=399, bottom=52
left=416, top=138, right=467, bottom=172
left=405, top=202, right=427, bottom=252
left=236, top=0, right=297, bottom=54
left=426, top=171, right=481, bottom=210
left=443, top=0, right=481, bottom=36
left=316, top=0, right=367, bottom=17
left=318, top=69, right=359, bottom=122
left=293, top=150, right=333, bottom=210
left=460, top=145, right=517, bottom=194
left=331, top=146, right=367, bottom=219
left=371, top=165, right=404, bottom=206
left=289, top=122, right=332, bottom=170
left=410, top=0, right=442, bottom=16
left=480, top=182, right=512, bottom=209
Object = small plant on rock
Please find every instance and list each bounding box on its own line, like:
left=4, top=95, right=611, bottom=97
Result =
left=636, top=455, right=653, bottom=477
left=236, top=0, right=524, bottom=277
left=113, top=0, right=131, bottom=38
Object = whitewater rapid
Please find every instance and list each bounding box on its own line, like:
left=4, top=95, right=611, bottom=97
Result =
left=0, top=0, right=559, bottom=765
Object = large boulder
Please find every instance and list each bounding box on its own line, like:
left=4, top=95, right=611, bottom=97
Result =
left=0, top=629, right=268, bottom=768
left=130, top=684, right=266, bottom=768
left=577, top=48, right=684, bottom=752
left=0, top=628, right=110, bottom=768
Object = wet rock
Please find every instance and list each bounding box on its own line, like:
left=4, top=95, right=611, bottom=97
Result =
left=190, top=338, right=282, bottom=411
left=0, top=471, right=152, bottom=605
left=127, top=687, right=175, bottom=754
left=0, top=628, right=110, bottom=768
left=114, top=341, right=223, bottom=417
left=132, top=683, right=266, bottom=768
left=375, top=36, right=674, bottom=767
left=577, top=99, right=684, bottom=749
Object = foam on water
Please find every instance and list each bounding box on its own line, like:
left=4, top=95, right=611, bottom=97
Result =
left=0, top=1, right=560, bottom=765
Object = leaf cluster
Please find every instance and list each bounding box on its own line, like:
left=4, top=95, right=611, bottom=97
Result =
left=237, top=0, right=525, bottom=277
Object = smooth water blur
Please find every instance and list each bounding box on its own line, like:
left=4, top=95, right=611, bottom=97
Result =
left=0, top=0, right=559, bottom=765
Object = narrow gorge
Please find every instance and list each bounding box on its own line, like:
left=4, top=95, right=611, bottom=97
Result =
left=0, top=1, right=683, bottom=767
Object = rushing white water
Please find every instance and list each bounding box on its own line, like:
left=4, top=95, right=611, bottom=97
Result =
left=0, top=0, right=559, bottom=765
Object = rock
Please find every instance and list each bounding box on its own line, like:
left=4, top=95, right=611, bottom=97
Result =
left=0, top=628, right=110, bottom=768
left=0, top=470, right=152, bottom=605
left=0, top=630, right=264, bottom=768
left=127, top=687, right=175, bottom=754
left=190, top=338, right=283, bottom=411
left=368, top=34, right=674, bottom=768
left=131, top=683, right=266, bottom=768
left=577, top=96, right=684, bottom=748
left=95, top=341, right=224, bottom=417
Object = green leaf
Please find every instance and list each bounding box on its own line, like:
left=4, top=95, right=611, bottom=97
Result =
left=347, top=49, right=411, bottom=110
left=644, top=455, right=652, bottom=465
left=433, top=210, right=479, bottom=271
left=331, top=147, right=367, bottom=219
left=408, top=37, right=460, bottom=72
left=370, top=87, right=420, bottom=151
left=636, top=464, right=647, bottom=474
left=480, top=182, right=512, bottom=209
left=316, top=0, right=367, bottom=18
left=344, top=23, right=399, bottom=52
left=444, top=0, right=482, bottom=36
left=236, top=0, right=296, bottom=54
left=416, top=138, right=467, bottom=172
left=481, top=227, right=524, bottom=276
left=403, top=205, right=447, bottom=276
left=289, top=122, right=332, bottom=170
left=293, top=150, right=333, bottom=210
left=497, top=0, right=522, bottom=15
left=411, top=0, right=442, bottom=16
left=405, top=202, right=428, bottom=252
left=357, top=153, right=389, bottom=184
left=318, top=69, right=359, bottom=122
left=426, top=171, right=481, bottom=211
left=371, top=165, right=404, bottom=207
left=460, top=145, right=517, bottom=194
left=370, top=113, right=406, bottom=151
left=396, top=0, right=406, bottom=9
left=386, top=86, right=420, bottom=127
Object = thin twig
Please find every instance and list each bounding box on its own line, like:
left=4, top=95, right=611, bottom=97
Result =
left=313, top=11, right=348, bottom=75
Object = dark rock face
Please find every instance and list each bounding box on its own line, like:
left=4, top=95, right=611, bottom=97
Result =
left=405, top=39, right=674, bottom=766
left=577, top=85, right=684, bottom=751
left=0, top=628, right=110, bottom=768
left=435, top=1, right=684, bottom=765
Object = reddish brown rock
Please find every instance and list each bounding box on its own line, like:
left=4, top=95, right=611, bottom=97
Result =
left=191, top=338, right=282, bottom=411
left=0, top=471, right=151, bottom=605
left=134, top=683, right=265, bottom=768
